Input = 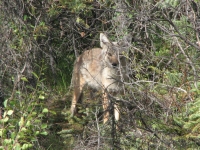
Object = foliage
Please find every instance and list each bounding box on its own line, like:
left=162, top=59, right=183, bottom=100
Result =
left=173, top=84, right=200, bottom=143
left=0, top=0, right=200, bottom=149
left=0, top=69, right=49, bottom=149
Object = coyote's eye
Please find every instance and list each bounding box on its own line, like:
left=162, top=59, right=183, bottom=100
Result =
left=107, top=52, right=112, bottom=56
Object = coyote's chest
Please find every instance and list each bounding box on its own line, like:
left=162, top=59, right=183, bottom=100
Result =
left=80, top=62, right=121, bottom=91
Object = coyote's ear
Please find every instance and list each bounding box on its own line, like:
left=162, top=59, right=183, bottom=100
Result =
left=100, top=33, right=111, bottom=48
left=118, top=34, right=132, bottom=47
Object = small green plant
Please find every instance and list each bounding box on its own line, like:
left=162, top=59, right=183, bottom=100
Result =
left=0, top=68, right=50, bottom=150
left=173, top=83, right=200, bottom=145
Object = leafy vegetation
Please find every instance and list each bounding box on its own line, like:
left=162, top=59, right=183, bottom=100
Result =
left=0, top=0, right=200, bottom=149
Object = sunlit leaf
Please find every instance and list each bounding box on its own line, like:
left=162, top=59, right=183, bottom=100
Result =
left=42, top=108, right=48, bottom=113
left=7, top=110, right=14, bottom=116
left=14, top=143, right=21, bottom=150
left=1, top=117, right=9, bottom=123
left=21, top=77, right=29, bottom=82
left=35, top=131, right=40, bottom=135
left=3, top=99, right=8, bottom=108
left=19, top=117, right=24, bottom=127
left=0, top=129, right=2, bottom=137
left=22, top=143, right=33, bottom=150
left=39, top=95, right=45, bottom=100
left=3, top=139, right=12, bottom=144
left=26, top=120, right=31, bottom=127
left=40, top=131, right=48, bottom=135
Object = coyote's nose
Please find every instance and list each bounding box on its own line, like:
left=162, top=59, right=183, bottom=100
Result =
left=112, top=63, right=117, bottom=67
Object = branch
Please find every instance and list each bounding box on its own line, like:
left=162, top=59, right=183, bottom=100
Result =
left=162, top=11, right=200, bottom=50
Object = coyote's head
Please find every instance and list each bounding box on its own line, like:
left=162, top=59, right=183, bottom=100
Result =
left=100, top=33, right=129, bottom=70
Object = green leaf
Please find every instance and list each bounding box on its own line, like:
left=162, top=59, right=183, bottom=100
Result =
left=19, top=117, right=24, bottom=127
left=32, top=72, right=38, bottom=79
left=23, top=15, right=27, bottom=21
left=58, top=129, right=74, bottom=134
left=35, top=119, right=41, bottom=124
left=41, top=123, right=47, bottom=129
left=14, top=143, right=21, bottom=150
left=183, top=121, right=195, bottom=129
left=42, top=108, right=48, bottom=113
left=50, top=110, right=56, bottom=115
left=31, top=112, right=37, bottom=116
left=21, top=127, right=27, bottom=131
left=35, top=131, right=40, bottom=135
left=3, top=139, right=12, bottom=144
left=189, top=113, right=200, bottom=120
left=3, top=99, right=8, bottom=108
left=40, top=131, right=48, bottom=135
left=38, top=114, right=44, bottom=117
left=0, top=129, right=2, bottom=137
left=192, top=123, right=200, bottom=132
left=22, top=143, right=33, bottom=150
left=21, top=77, right=29, bottom=82
left=39, top=95, right=45, bottom=100
left=1, top=117, right=9, bottom=123
left=26, top=120, right=31, bottom=127
left=7, top=110, right=14, bottom=116
left=11, top=132, right=16, bottom=139
left=8, top=125, right=15, bottom=129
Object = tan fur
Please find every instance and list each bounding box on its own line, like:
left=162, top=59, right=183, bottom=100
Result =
left=71, top=33, right=129, bottom=123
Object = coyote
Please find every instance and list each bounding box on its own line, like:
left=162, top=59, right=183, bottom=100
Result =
left=71, top=33, right=130, bottom=123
